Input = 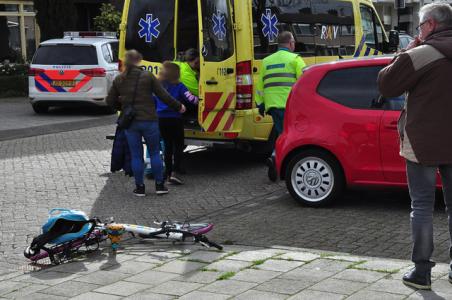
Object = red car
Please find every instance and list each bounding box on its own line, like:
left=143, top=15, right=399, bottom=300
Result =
left=275, top=57, right=408, bottom=207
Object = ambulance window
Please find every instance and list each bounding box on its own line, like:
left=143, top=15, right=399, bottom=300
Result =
left=360, top=5, right=377, bottom=50
left=177, top=0, right=198, bottom=59
left=317, top=66, right=384, bottom=109
left=125, top=0, right=175, bottom=62
left=200, top=0, right=234, bottom=62
left=312, top=1, right=355, bottom=57
left=32, top=45, right=98, bottom=65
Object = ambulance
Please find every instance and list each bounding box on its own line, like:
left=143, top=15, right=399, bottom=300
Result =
left=119, top=0, right=398, bottom=153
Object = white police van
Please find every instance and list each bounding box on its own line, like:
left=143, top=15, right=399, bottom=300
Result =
left=28, top=32, right=119, bottom=114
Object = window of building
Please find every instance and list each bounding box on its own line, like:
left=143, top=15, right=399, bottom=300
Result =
left=0, top=1, right=39, bottom=62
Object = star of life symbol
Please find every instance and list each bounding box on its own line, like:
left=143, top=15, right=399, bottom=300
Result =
left=138, top=14, right=160, bottom=43
left=212, top=10, right=226, bottom=41
left=261, top=9, right=279, bottom=42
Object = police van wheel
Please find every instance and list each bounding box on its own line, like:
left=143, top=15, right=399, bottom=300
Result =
left=285, top=149, right=344, bottom=207
left=32, top=104, right=49, bottom=114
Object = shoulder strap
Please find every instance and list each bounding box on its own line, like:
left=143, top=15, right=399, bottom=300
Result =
left=131, top=70, right=141, bottom=106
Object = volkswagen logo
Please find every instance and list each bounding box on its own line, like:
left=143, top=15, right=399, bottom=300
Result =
left=59, top=70, right=64, bottom=75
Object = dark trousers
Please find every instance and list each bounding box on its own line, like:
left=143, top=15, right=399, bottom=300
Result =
left=159, top=118, right=184, bottom=176
left=406, top=160, right=452, bottom=270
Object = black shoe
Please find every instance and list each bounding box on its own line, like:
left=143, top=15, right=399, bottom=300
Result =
left=402, top=266, right=433, bottom=290
left=169, top=172, right=183, bottom=185
left=156, top=182, right=169, bottom=195
left=266, top=157, right=277, bottom=182
left=133, top=185, right=145, bottom=197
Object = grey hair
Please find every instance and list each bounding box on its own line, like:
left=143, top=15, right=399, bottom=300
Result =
left=419, top=2, right=452, bottom=28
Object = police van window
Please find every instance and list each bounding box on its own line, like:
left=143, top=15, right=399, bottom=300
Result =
left=32, top=45, right=98, bottom=65
left=102, top=44, right=113, bottom=63
left=125, top=0, right=175, bottom=62
left=110, top=42, right=119, bottom=63
left=200, top=0, right=234, bottom=62
left=252, top=0, right=355, bottom=59
left=360, top=5, right=380, bottom=50
left=317, top=66, right=384, bottom=109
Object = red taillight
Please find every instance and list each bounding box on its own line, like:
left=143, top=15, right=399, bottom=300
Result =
left=236, top=60, right=253, bottom=110
left=80, top=68, right=106, bottom=77
left=28, top=68, right=44, bottom=76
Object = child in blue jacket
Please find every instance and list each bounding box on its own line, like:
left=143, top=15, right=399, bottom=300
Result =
left=155, top=61, right=198, bottom=184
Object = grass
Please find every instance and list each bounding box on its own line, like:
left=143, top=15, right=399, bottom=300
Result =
left=217, top=271, right=236, bottom=280
left=250, top=259, right=266, bottom=267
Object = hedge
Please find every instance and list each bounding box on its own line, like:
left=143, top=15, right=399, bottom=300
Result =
left=0, top=75, right=28, bottom=98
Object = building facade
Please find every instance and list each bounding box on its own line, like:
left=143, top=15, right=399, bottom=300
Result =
left=373, top=0, right=452, bottom=36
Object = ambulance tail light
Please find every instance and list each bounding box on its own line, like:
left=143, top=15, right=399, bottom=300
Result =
left=236, top=61, right=253, bottom=110
left=28, top=68, right=44, bottom=76
left=80, top=68, right=106, bottom=77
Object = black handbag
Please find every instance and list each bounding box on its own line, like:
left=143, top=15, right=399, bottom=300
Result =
left=117, top=72, right=141, bottom=129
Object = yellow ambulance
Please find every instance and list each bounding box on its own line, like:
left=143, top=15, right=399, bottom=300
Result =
left=119, top=0, right=397, bottom=153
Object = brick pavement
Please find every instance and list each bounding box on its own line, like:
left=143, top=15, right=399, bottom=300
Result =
left=1, top=124, right=451, bottom=275
left=1, top=243, right=451, bottom=299
left=0, top=97, right=115, bottom=141
left=0, top=125, right=283, bottom=269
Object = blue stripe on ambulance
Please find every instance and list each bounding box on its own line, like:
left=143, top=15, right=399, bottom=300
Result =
left=354, top=36, right=366, bottom=57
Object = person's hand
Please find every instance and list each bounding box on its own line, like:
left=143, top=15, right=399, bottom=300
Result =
left=258, top=104, right=265, bottom=117
left=405, top=36, right=422, bottom=50
left=179, top=104, right=186, bottom=114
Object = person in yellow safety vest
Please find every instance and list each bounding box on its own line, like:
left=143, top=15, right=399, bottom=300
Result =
left=256, top=31, right=306, bottom=181
left=174, top=48, right=200, bottom=97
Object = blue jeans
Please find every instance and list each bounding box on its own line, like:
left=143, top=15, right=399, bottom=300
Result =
left=125, top=120, right=164, bottom=186
left=406, top=160, right=452, bottom=271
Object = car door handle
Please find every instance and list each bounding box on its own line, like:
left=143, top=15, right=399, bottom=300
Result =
left=206, top=80, right=218, bottom=85
left=384, top=121, right=398, bottom=130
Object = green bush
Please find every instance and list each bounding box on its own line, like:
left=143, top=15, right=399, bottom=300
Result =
left=94, top=3, right=121, bottom=34
left=0, top=63, right=29, bottom=97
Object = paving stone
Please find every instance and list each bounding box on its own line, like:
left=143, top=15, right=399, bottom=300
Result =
left=94, top=281, right=152, bottom=297
left=227, top=249, right=282, bottom=262
left=175, top=271, right=223, bottom=284
left=288, top=290, right=345, bottom=300
left=281, top=267, right=336, bottom=283
left=12, top=271, right=80, bottom=286
left=205, top=260, right=252, bottom=272
left=153, top=260, right=205, bottom=274
left=358, top=260, right=411, bottom=273
left=124, top=291, right=175, bottom=300
left=104, top=260, right=156, bottom=274
left=279, top=252, right=321, bottom=262
left=346, top=290, right=406, bottom=300
left=12, top=293, right=67, bottom=300
left=70, top=292, right=122, bottom=300
left=431, top=264, right=451, bottom=279
left=327, top=255, right=367, bottom=262
left=367, top=279, right=415, bottom=295
left=124, top=270, right=180, bottom=285
left=431, top=279, right=452, bottom=295
left=180, top=250, right=229, bottom=263
left=49, top=261, right=114, bottom=275
left=406, top=290, right=452, bottom=299
left=149, top=280, right=202, bottom=296
left=232, top=269, right=281, bottom=283
left=74, top=270, right=130, bottom=285
left=234, top=289, right=287, bottom=300
left=257, top=259, right=304, bottom=272
left=39, top=280, right=100, bottom=297
left=302, top=259, right=352, bottom=272
left=333, top=269, right=386, bottom=283
left=0, top=281, right=29, bottom=297
left=200, top=280, right=258, bottom=296
left=134, top=256, right=172, bottom=264
left=255, top=278, right=314, bottom=295
left=2, top=283, right=49, bottom=299
left=309, top=278, right=367, bottom=295
left=178, top=291, right=230, bottom=300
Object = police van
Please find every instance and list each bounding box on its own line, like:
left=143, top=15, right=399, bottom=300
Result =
left=29, top=32, right=120, bottom=114
left=119, top=0, right=397, bottom=152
